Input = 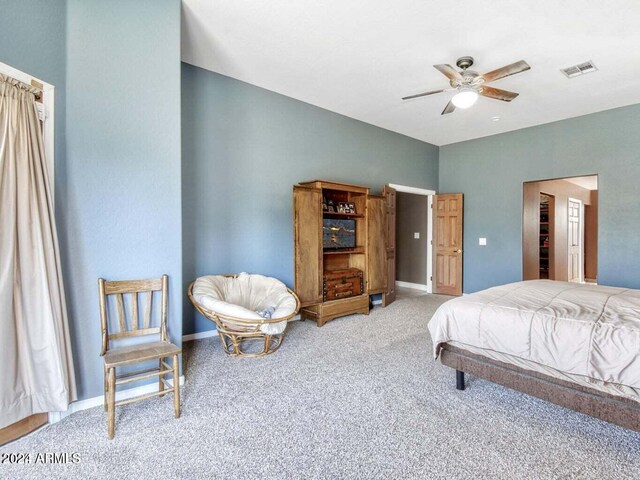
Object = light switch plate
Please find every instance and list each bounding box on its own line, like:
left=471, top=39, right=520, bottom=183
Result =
left=479, top=237, right=487, bottom=246
left=414, top=232, right=420, bottom=239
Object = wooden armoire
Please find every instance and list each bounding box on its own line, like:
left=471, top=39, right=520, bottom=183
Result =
left=293, top=180, right=395, bottom=326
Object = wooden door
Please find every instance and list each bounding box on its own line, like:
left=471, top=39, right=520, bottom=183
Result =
left=433, top=194, right=463, bottom=296
left=366, top=195, right=387, bottom=294
left=293, top=186, right=323, bottom=306
left=382, top=186, right=396, bottom=306
left=568, top=199, right=582, bottom=283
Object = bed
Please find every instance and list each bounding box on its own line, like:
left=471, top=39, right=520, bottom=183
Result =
left=428, top=280, right=640, bottom=431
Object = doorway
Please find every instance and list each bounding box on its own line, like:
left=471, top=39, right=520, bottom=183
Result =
left=389, top=184, right=435, bottom=295
left=523, top=175, right=598, bottom=283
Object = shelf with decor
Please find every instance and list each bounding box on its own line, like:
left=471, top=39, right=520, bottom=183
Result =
left=323, top=212, right=365, bottom=219
left=539, top=194, right=553, bottom=279
left=322, top=247, right=365, bottom=255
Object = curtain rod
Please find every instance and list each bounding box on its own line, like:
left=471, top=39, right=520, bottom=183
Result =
left=1, top=74, right=42, bottom=100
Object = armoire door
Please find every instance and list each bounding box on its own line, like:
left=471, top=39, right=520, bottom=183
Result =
left=433, top=193, right=463, bottom=296
left=293, top=186, right=323, bottom=306
left=366, top=195, right=387, bottom=294
left=382, top=185, right=396, bottom=306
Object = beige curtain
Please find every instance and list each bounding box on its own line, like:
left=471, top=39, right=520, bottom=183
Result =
left=0, top=74, right=76, bottom=428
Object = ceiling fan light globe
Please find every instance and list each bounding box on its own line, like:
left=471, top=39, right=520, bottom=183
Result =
left=452, top=89, right=478, bottom=109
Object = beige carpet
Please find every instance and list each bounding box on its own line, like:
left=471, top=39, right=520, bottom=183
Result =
left=1, top=294, right=639, bottom=479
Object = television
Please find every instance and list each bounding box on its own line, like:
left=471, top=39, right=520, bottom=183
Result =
left=323, top=219, right=356, bottom=249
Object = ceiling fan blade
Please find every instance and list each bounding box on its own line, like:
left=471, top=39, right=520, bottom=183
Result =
left=434, top=64, right=462, bottom=81
left=480, top=86, right=519, bottom=102
left=402, top=89, right=447, bottom=100
left=441, top=100, right=456, bottom=115
left=481, top=60, right=530, bottom=84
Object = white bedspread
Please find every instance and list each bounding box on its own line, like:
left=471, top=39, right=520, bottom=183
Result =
left=428, top=280, right=640, bottom=393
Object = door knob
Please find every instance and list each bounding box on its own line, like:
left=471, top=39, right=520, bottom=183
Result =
left=455, top=249, right=462, bottom=253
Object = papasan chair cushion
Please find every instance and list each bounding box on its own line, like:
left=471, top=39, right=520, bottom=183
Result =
left=191, top=273, right=297, bottom=335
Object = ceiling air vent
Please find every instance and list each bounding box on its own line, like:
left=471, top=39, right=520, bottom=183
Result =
left=561, top=61, right=598, bottom=78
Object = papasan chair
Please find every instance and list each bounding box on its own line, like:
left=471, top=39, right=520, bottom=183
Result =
left=188, top=273, right=300, bottom=357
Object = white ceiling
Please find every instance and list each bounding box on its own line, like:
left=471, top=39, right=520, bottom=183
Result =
left=181, top=0, right=640, bottom=146
left=564, top=176, right=598, bottom=191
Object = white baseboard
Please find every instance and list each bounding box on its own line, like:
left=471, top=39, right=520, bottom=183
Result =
left=49, top=375, right=185, bottom=424
left=395, top=280, right=428, bottom=291
left=182, top=330, right=218, bottom=342
left=182, top=314, right=302, bottom=342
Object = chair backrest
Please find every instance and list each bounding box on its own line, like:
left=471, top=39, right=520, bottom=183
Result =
left=98, top=275, right=168, bottom=355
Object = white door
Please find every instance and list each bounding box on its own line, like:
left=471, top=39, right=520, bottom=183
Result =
left=568, top=199, right=583, bottom=283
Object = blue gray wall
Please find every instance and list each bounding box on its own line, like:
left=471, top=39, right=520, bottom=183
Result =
left=0, top=0, right=67, bottom=222
left=1, top=0, right=182, bottom=401
left=64, top=0, right=182, bottom=399
left=439, top=104, right=640, bottom=293
left=396, top=192, right=429, bottom=285
left=182, top=64, right=439, bottom=334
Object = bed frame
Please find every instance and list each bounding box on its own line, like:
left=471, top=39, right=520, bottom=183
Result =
left=440, top=344, right=640, bottom=432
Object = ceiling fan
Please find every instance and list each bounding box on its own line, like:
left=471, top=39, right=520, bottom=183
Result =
left=402, top=56, right=531, bottom=115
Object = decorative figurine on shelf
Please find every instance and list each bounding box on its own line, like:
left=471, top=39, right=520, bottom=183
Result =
left=327, top=200, right=335, bottom=212
left=322, top=197, right=328, bottom=211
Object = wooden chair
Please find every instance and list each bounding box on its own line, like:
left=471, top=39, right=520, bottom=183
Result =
left=98, top=275, right=181, bottom=439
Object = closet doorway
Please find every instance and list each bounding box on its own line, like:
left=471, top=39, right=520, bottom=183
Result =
left=523, top=175, right=598, bottom=283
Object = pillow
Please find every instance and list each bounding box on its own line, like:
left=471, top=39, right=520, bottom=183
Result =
left=192, top=274, right=297, bottom=324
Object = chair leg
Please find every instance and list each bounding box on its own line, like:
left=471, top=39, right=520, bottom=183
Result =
left=231, top=334, right=240, bottom=355
left=107, top=367, right=116, bottom=439
left=173, top=354, right=180, bottom=419
left=103, top=364, right=108, bottom=411
left=158, top=357, right=165, bottom=397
